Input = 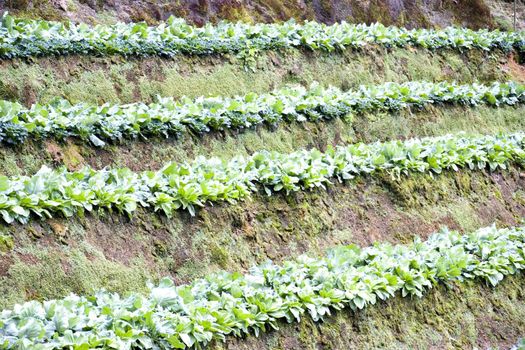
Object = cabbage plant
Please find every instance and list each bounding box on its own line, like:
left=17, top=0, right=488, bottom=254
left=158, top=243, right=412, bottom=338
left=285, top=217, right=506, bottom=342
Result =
left=0, top=81, right=523, bottom=146
left=0, top=13, right=524, bottom=59
left=0, top=132, right=523, bottom=224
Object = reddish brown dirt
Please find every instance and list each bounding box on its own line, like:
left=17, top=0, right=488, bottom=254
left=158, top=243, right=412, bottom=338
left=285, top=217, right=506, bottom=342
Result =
left=0, top=255, right=13, bottom=277
left=504, top=53, right=525, bottom=82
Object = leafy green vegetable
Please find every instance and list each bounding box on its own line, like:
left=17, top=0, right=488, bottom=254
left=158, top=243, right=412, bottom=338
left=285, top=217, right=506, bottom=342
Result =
left=1, top=223, right=524, bottom=349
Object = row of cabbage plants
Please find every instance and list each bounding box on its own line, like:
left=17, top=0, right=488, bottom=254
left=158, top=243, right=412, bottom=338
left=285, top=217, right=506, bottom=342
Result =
left=1, top=81, right=523, bottom=146
left=0, top=132, right=523, bottom=224
left=1, top=13, right=524, bottom=59
left=1, top=224, right=524, bottom=349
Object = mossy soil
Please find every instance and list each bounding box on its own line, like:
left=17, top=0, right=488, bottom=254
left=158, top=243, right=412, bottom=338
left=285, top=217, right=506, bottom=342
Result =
left=0, top=47, right=517, bottom=106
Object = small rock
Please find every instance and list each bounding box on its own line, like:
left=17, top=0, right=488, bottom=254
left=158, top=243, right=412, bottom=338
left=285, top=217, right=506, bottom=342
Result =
left=51, top=0, right=68, bottom=11
left=269, top=52, right=282, bottom=67
left=28, top=227, right=44, bottom=239
left=49, top=221, right=68, bottom=238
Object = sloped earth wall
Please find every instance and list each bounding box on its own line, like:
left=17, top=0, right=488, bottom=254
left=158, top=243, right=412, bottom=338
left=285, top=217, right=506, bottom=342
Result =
left=0, top=47, right=520, bottom=107
left=0, top=0, right=499, bottom=29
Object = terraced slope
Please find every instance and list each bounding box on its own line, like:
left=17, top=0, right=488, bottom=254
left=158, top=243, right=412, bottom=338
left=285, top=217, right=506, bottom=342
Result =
left=1, top=14, right=525, bottom=350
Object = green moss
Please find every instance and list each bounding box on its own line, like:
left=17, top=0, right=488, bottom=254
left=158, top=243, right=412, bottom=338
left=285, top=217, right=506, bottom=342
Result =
left=367, top=0, right=393, bottom=26
left=216, top=5, right=254, bottom=23
left=444, top=203, right=481, bottom=232
left=66, top=0, right=78, bottom=12
left=513, top=189, right=525, bottom=206
left=0, top=64, right=45, bottom=103
left=6, top=0, right=65, bottom=21
left=56, top=143, right=84, bottom=169
left=0, top=47, right=515, bottom=106
left=63, top=69, right=123, bottom=104
left=209, top=244, right=231, bottom=269
left=0, top=243, right=154, bottom=307
left=494, top=16, right=514, bottom=31
left=137, top=58, right=277, bottom=101
left=0, top=234, right=14, bottom=252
